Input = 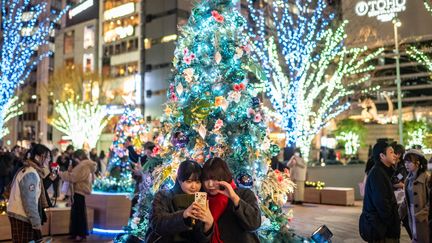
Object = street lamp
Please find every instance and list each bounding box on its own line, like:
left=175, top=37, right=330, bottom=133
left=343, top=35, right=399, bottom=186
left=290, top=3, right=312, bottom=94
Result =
left=393, top=18, right=403, bottom=144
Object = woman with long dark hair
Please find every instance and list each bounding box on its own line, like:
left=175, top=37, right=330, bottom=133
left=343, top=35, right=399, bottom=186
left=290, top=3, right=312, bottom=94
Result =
left=7, top=144, right=51, bottom=243
left=399, top=150, right=430, bottom=243
left=201, top=157, right=261, bottom=243
left=146, top=160, right=214, bottom=243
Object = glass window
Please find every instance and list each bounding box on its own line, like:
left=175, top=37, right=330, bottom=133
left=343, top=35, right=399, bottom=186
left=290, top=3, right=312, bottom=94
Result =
left=83, top=53, right=94, bottom=72
left=64, top=31, right=74, bottom=54
left=83, top=25, right=95, bottom=49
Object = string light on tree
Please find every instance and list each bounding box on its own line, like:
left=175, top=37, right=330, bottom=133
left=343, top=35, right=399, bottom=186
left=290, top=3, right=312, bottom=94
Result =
left=0, top=96, right=23, bottom=139
left=336, top=132, right=361, bottom=156
left=0, top=0, right=68, bottom=138
left=424, top=0, right=432, bottom=14
left=247, top=0, right=382, bottom=161
left=407, top=46, right=432, bottom=72
left=403, top=120, right=431, bottom=149
left=50, top=98, right=110, bottom=148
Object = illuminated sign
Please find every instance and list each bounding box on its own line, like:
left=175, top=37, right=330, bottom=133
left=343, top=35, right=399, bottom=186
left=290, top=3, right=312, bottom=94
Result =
left=104, top=25, right=135, bottom=43
left=69, top=0, right=94, bottom=19
left=355, top=0, right=406, bottom=22
left=104, top=3, right=135, bottom=21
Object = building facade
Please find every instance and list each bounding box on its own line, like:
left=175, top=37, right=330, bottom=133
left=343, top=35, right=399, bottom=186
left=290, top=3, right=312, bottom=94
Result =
left=99, top=0, right=191, bottom=119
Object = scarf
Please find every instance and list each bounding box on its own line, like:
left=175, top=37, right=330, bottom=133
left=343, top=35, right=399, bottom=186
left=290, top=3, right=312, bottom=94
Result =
left=22, top=159, right=50, bottom=209
left=208, top=180, right=237, bottom=243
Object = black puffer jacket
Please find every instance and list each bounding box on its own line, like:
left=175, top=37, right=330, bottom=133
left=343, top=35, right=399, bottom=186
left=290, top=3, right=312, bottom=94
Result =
left=360, top=161, right=401, bottom=240
left=146, top=186, right=213, bottom=243
left=216, top=188, right=261, bottom=243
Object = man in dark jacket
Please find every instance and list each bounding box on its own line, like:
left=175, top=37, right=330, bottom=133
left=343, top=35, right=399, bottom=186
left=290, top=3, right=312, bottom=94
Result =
left=360, top=140, right=400, bottom=242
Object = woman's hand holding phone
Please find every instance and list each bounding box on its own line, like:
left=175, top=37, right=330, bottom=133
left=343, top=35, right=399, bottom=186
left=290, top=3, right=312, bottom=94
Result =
left=195, top=200, right=214, bottom=232
left=183, top=202, right=199, bottom=220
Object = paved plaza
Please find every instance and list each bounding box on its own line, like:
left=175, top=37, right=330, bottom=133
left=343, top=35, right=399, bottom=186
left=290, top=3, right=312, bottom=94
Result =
left=0, top=201, right=411, bottom=243
left=288, top=201, right=410, bottom=243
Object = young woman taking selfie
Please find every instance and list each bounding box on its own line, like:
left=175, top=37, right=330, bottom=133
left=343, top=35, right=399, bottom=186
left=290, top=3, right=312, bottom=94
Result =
left=146, top=160, right=214, bottom=243
left=202, top=157, right=261, bottom=243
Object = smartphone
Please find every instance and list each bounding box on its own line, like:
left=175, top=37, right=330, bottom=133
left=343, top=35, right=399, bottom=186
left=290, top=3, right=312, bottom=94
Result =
left=195, top=192, right=207, bottom=207
left=311, top=225, right=333, bottom=243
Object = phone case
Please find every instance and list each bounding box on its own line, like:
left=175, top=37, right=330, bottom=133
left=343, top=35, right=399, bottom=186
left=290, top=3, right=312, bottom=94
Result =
left=195, top=192, right=207, bottom=207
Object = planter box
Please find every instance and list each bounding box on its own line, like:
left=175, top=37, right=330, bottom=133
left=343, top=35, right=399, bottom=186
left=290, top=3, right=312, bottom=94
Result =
left=320, top=187, right=355, bottom=206
left=47, top=207, right=94, bottom=235
left=86, top=192, right=131, bottom=230
left=304, top=187, right=321, bottom=204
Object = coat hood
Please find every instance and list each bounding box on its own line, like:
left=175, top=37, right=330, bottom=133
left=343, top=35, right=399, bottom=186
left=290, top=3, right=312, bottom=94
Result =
left=79, top=159, right=97, bottom=173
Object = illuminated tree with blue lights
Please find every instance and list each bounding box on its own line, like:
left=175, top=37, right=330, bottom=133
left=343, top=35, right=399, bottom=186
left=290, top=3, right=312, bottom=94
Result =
left=0, top=0, right=67, bottom=138
left=117, top=0, right=300, bottom=242
left=247, top=0, right=382, bottom=161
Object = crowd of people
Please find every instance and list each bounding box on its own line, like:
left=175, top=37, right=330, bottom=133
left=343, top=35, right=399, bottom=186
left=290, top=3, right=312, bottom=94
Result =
left=360, top=140, right=432, bottom=243
left=8, top=137, right=429, bottom=243
left=0, top=143, right=106, bottom=242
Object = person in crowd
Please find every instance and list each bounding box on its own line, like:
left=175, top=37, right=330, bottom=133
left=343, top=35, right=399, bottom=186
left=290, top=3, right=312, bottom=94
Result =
left=7, top=144, right=51, bottom=243
left=399, top=149, right=430, bottom=243
left=0, top=152, right=14, bottom=199
left=127, top=140, right=155, bottom=165
left=57, top=145, right=75, bottom=201
left=42, top=151, right=60, bottom=205
left=391, top=143, right=411, bottom=239
left=51, top=148, right=60, bottom=164
left=286, top=148, right=307, bottom=205
left=146, top=160, right=213, bottom=243
left=391, top=143, right=407, bottom=190
left=271, top=150, right=286, bottom=171
left=99, top=150, right=107, bottom=175
left=201, top=157, right=261, bottom=243
left=89, top=148, right=101, bottom=176
left=129, top=141, right=155, bottom=216
left=10, top=146, right=25, bottom=177
left=59, top=149, right=97, bottom=242
left=58, top=145, right=75, bottom=172
left=82, top=142, right=91, bottom=155
left=359, top=140, right=400, bottom=242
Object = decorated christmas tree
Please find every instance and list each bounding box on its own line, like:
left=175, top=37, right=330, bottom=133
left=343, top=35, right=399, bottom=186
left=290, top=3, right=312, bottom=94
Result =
left=116, top=0, right=300, bottom=242
left=93, top=106, right=150, bottom=193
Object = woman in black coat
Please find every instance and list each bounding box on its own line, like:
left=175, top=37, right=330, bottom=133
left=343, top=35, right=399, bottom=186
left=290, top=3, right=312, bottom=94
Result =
left=202, top=157, right=261, bottom=243
left=146, top=160, right=214, bottom=243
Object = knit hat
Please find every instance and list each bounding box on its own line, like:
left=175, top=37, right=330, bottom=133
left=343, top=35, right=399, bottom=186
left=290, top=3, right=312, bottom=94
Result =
left=372, top=140, right=392, bottom=163
left=403, top=149, right=427, bottom=166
